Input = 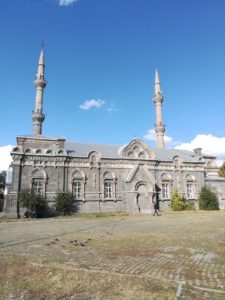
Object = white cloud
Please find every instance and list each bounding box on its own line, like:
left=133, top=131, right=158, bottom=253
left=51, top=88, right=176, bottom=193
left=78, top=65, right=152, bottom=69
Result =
left=144, top=129, right=156, bottom=141
left=175, top=134, right=225, bottom=165
left=79, top=99, right=105, bottom=110
left=144, top=128, right=172, bottom=144
left=0, top=145, right=13, bottom=172
left=59, top=0, right=78, bottom=6
left=144, top=131, right=225, bottom=166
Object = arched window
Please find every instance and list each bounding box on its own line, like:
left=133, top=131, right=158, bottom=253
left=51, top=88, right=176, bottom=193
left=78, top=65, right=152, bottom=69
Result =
left=12, top=147, right=19, bottom=152
left=186, top=174, right=196, bottom=199
left=138, top=151, right=146, bottom=159
left=187, top=183, right=194, bottom=199
left=57, top=149, right=65, bottom=155
left=31, top=168, right=47, bottom=196
left=72, top=169, right=86, bottom=201
left=127, top=151, right=134, bottom=158
left=161, top=173, right=172, bottom=199
left=103, top=171, right=117, bottom=201
left=162, top=183, right=170, bottom=199
left=32, top=179, right=44, bottom=195
left=104, top=181, right=112, bottom=199
left=73, top=181, right=82, bottom=199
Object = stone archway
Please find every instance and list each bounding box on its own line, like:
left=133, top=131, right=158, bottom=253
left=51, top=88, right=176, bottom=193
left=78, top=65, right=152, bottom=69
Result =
left=136, top=183, right=151, bottom=213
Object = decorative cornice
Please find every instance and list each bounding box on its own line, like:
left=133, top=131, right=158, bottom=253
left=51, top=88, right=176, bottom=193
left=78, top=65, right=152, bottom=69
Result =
left=11, top=151, right=206, bottom=172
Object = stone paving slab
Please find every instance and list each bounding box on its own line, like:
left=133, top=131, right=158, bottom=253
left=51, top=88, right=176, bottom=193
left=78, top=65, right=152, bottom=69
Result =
left=1, top=212, right=225, bottom=299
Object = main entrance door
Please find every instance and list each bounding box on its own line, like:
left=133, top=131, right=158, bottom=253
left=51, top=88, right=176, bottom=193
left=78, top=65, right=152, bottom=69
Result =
left=137, top=184, right=151, bottom=213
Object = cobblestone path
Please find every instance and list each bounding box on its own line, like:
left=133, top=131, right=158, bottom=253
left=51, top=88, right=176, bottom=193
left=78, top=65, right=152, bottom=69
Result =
left=1, top=212, right=225, bottom=298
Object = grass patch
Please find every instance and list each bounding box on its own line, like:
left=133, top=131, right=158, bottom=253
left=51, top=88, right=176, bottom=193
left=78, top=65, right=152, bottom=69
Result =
left=74, top=212, right=130, bottom=219
left=0, top=215, right=19, bottom=223
left=1, top=211, right=225, bottom=299
left=0, top=215, right=8, bottom=222
left=0, top=257, right=175, bottom=300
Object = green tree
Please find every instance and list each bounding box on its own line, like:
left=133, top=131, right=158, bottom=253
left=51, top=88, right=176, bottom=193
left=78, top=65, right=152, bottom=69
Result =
left=199, top=186, right=219, bottom=210
left=170, top=190, right=188, bottom=211
left=19, top=189, right=49, bottom=217
left=55, top=192, right=79, bottom=216
left=219, top=162, right=225, bottom=178
left=0, top=171, right=6, bottom=212
left=0, top=171, right=6, bottom=191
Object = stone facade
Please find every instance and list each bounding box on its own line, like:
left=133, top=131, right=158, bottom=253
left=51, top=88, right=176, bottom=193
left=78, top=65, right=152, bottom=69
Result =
left=4, top=49, right=225, bottom=215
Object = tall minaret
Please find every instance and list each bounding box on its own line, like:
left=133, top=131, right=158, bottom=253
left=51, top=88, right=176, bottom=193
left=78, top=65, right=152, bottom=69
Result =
left=32, top=45, right=47, bottom=135
left=153, top=67, right=165, bottom=149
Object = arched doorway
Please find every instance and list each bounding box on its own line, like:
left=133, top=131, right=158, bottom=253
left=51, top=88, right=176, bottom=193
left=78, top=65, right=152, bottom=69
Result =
left=136, top=183, right=151, bottom=213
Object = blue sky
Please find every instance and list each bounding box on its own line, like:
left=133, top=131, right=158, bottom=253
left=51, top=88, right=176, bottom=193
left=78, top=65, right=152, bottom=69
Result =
left=0, top=0, right=225, bottom=170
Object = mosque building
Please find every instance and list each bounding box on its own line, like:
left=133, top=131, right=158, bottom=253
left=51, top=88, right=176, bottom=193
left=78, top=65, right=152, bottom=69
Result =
left=4, top=48, right=225, bottom=215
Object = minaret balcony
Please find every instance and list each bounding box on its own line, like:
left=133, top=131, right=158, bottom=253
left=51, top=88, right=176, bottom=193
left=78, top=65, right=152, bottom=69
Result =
left=32, top=111, right=45, bottom=123
left=34, top=79, right=47, bottom=88
left=155, top=124, right=166, bottom=133
left=153, top=94, right=163, bottom=104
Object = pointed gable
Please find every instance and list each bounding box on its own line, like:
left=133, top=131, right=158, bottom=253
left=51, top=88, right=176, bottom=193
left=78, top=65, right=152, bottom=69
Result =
left=120, top=138, right=155, bottom=160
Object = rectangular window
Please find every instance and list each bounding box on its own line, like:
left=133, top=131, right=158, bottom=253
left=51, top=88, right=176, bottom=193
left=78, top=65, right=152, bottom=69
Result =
left=162, top=183, right=170, bottom=199
left=187, top=183, right=194, bottom=199
left=73, top=181, right=81, bottom=199
left=104, top=181, right=112, bottom=199
left=32, top=179, right=43, bottom=195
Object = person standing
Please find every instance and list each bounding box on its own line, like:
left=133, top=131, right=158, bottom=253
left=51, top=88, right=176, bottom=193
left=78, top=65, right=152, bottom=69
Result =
left=152, top=190, right=160, bottom=216
left=153, top=201, right=160, bottom=216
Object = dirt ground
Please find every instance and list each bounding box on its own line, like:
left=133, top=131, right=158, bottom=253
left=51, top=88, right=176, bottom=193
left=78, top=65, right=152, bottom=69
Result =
left=0, top=211, right=225, bottom=299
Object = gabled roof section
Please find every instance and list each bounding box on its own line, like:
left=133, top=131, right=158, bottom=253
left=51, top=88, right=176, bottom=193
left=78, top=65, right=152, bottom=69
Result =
left=125, top=164, right=156, bottom=184
left=119, top=138, right=155, bottom=159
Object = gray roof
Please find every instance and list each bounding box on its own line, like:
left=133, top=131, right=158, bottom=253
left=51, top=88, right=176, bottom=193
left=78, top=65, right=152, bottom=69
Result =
left=153, top=148, right=200, bottom=162
left=65, top=142, right=121, bottom=158
left=17, top=134, right=65, bottom=141
left=65, top=141, right=201, bottom=163
left=205, top=176, right=225, bottom=182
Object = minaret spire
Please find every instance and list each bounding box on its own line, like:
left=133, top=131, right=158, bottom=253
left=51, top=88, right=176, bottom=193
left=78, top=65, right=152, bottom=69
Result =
left=32, top=44, right=47, bottom=135
left=153, top=66, right=165, bottom=149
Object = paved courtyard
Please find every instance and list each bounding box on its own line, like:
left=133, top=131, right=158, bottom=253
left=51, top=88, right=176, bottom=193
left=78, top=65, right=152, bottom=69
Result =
left=0, top=211, right=225, bottom=299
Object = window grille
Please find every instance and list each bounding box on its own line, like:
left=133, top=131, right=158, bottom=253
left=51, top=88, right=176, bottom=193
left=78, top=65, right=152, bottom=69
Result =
left=32, top=179, right=43, bottom=195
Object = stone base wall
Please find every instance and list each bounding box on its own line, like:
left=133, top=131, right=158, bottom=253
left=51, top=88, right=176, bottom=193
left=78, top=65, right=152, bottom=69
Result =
left=159, top=200, right=171, bottom=210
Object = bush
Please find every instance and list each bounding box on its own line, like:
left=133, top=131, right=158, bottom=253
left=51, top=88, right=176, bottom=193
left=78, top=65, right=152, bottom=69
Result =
left=199, top=186, right=219, bottom=210
left=170, top=190, right=188, bottom=211
left=219, top=162, right=225, bottom=178
left=55, top=192, right=79, bottom=216
left=19, top=189, right=49, bottom=218
left=186, top=200, right=196, bottom=211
